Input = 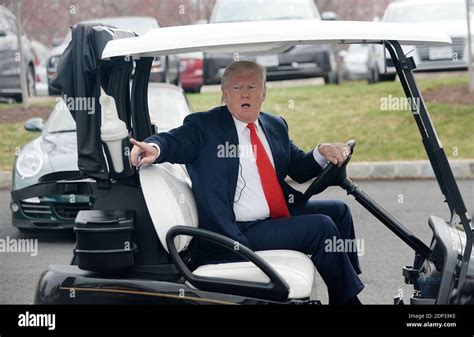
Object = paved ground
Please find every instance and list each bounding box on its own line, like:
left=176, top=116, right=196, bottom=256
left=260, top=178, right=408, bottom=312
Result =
left=0, top=179, right=473, bottom=304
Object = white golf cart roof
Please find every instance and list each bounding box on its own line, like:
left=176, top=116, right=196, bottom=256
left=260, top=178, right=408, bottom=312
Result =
left=101, top=20, right=452, bottom=59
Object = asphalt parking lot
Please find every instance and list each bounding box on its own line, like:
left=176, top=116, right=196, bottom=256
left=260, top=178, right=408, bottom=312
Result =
left=0, top=179, right=473, bottom=304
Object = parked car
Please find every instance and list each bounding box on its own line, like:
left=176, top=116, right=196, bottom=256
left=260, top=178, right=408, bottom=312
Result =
left=203, top=0, right=340, bottom=85
left=0, top=5, right=36, bottom=101
left=368, top=0, right=469, bottom=83
left=339, top=44, right=372, bottom=81
left=179, top=52, right=204, bottom=93
left=31, top=40, right=51, bottom=96
left=47, top=16, right=180, bottom=95
left=10, top=83, right=191, bottom=231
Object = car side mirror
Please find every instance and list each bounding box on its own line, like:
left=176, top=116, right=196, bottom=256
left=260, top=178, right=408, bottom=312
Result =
left=24, top=117, right=44, bottom=132
left=321, top=11, right=337, bottom=21
left=51, top=37, right=63, bottom=48
left=0, top=30, right=7, bottom=37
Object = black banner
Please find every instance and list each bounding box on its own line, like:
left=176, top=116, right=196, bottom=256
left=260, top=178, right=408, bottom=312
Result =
left=0, top=305, right=473, bottom=335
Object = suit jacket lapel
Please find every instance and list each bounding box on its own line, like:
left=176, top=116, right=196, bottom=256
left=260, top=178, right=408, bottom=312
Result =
left=220, top=106, right=239, bottom=211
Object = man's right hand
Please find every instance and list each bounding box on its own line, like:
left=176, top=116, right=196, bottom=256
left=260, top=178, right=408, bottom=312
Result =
left=318, top=143, right=350, bottom=167
left=130, top=138, right=160, bottom=167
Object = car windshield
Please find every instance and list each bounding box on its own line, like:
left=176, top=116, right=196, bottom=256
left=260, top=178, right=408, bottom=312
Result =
left=348, top=44, right=368, bottom=53
left=384, top=3, right=467, bottom=23
left=43, top=100, right=77, bottom=134
left=148, top=87, right=190, bottom=130
left=0, top=6, right=15, bottom=32
left=42, top=87, right=189, bottom=134
left=212, top=0, right=319, bottom=23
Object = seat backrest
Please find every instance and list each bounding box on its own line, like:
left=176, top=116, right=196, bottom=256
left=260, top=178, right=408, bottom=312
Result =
left=139, top=163, right=198, bottom=253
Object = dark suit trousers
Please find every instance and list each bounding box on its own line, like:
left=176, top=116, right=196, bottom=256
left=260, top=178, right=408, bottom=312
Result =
left=237, top=199, right=364, bottom=304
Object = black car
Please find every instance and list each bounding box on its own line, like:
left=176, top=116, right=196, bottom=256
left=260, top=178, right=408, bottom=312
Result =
left=0, top=5, right=36, bottom=101
left=47, top=16, right=180, bottom=95
left=203, top=0, right=339, bottom=85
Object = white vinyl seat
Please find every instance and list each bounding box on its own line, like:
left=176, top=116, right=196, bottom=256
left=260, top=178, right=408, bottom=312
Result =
left=140, top=164, right=315, bottom=300
left=193, top=250, right=315, bottom=299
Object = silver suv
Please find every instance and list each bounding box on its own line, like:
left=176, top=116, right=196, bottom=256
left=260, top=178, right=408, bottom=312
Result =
left=0, top=5, right=36, bottom=101
left=204, top=0, right=340, bottom=85
left=368, top=0, right=470, bottom=83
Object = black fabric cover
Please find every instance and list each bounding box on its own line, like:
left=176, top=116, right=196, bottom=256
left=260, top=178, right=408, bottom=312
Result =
left=51, top=24, right=116, bottom=181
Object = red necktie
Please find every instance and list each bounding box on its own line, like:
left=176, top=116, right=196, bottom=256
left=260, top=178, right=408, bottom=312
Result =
left=247, top=123, right=290, bottom=219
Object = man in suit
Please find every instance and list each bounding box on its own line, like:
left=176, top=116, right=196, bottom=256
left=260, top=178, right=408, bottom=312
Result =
left=130, top=61, right=364, bottom=304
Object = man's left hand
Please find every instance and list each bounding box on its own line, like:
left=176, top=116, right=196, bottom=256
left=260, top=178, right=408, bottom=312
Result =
left=318, top=143, right=350, bottom=167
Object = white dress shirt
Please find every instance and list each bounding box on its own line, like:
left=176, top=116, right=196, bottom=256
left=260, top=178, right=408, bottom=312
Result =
left=231, top=115, right=328, bottom=222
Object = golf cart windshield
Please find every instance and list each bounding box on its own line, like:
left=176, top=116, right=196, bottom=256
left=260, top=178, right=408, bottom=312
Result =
left=148, top=87, right=190, bottom=131
left=43, top=100, right=77, bottom=134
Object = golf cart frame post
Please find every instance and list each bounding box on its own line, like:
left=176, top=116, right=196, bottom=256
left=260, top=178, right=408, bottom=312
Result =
left=384, top=40, right=472, bottom=288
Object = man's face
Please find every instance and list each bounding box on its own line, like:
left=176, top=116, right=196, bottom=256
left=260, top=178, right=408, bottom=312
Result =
left=222, top=71, right=266, bottom=123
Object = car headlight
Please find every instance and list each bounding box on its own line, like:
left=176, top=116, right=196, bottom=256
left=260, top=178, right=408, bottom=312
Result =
left=16, top=145, right=44, bottom=179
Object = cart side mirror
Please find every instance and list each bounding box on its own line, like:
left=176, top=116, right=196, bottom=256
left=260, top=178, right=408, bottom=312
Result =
left=321, top=11, right=337, bottom=21
left=24, top=117, right=44, bottom=132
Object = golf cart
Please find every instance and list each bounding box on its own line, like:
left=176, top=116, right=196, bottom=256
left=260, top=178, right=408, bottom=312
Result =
left=11, top=20, right=472, bottom=305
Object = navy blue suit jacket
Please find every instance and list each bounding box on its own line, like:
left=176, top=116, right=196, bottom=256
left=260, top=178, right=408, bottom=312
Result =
left=145, top=105, right=322, bottom=265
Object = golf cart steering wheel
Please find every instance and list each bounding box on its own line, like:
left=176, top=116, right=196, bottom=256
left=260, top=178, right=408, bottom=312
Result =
left=302, top=139, right=356, bottom=201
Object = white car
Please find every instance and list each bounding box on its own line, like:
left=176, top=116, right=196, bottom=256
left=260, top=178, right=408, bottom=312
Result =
left=339, top=44, right=371, bottom=81
left=368, top=0, right=469, bottom=83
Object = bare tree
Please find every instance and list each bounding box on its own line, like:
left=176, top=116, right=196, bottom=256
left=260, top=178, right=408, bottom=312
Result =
left=103, top=0, right=130, bottom=16
left=13, top=0, right=30, bottom=108
left=467, top=0, right=473, bottom=92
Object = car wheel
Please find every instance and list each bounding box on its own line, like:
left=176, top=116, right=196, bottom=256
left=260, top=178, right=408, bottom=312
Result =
left=27, top=67, right=37, bottom=97
left=379, top=73, right=396, bottom=81
left=164, top=56, right=171, bottom=84
left=368, top=66, right=379, bottom=84
left=184, top=86, right=202, bottom=93
left=174, top=72, right=182, bottom=87
left=48, top=81, right=61, bottom=96
left=324, top=70, right=340, bottom=85
left=15, top=68, right=36, bottom=102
